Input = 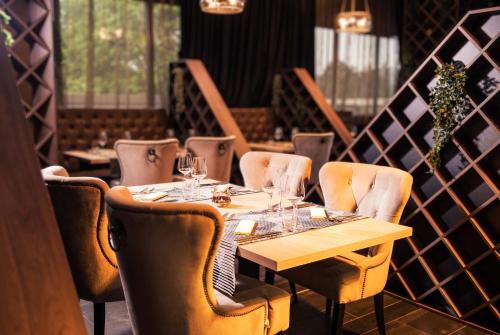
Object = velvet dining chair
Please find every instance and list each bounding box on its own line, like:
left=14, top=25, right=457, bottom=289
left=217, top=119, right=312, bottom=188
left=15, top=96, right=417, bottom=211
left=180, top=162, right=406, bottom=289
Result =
left=279, top=162, right=413, bottom=335
left=114, top=138, right=179, bottom=186
left=292, top=132, right=334, bottom=186
left=105, top=186, right=291, bottom=335
left=42, top=166, right=123, bottom=335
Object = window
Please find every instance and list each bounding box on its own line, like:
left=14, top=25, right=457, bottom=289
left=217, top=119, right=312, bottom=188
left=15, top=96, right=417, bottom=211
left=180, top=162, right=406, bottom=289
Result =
left=59, top=0, right=180, bottom=108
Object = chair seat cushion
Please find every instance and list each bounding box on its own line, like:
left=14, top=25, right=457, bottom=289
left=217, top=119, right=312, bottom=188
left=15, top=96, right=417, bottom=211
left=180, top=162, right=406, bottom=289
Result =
left=280, top=252, right=365, bottom=304
left=215, top=274, right=290, bottom=334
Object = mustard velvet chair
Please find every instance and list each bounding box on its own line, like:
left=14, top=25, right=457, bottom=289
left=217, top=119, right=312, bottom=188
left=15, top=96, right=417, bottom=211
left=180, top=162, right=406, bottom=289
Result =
left=42, top=166, right=123, bottom=335
left=185, top=135, right=236, bottom=183
left=292, top=132, right=334, bottom=186
left=239, top=151, right=312, bottom=191
left=279, top=162, right=413, bottom=335
left=105, top=186, right=291, bottom=335
left=114, top=138, right=179, bottom=186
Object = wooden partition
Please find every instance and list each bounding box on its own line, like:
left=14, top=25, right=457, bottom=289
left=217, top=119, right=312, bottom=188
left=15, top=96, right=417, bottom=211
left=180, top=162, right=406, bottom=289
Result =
left=1, top=0, right=57, bottom=165
left=339, top=7, right=499, bottom=333
left=276, top=68, right=354, bottom=158
left=169, top=59, right=250, bottom=183
left=0, top=40, right=86, bottom=334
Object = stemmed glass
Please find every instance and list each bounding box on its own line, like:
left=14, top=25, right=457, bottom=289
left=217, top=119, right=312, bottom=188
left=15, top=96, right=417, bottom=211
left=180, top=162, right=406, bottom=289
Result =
left=262, top=178, right=276, bottom=216
left=98, top=130, right=108, bottom=150
left=285, top=176, right=305, bottom=230
left=191, top=157, right=208, bottom=199
left=177, top=152, right=193, bottom=199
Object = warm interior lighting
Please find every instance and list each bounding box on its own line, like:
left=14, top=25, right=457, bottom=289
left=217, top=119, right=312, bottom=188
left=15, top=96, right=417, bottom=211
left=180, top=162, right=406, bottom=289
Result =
left=200, top=0, right=246, bottom=15
left=336, top=0, right=372, bottom=33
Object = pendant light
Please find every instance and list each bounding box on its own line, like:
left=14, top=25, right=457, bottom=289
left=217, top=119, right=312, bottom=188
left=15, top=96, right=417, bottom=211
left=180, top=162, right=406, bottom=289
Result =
left=336, top=0, right=372, bottom=33
left=200, top=0, right=246, bottom=15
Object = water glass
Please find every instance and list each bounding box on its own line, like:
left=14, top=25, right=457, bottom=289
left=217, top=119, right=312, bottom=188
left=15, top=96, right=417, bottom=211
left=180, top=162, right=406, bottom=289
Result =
left=191, top=157, right=208, bottom=199
left=177, top=152, right=193, bottom=199
left=285, top=175, right=305, bottom=228
left=98, top=130, right=108, bottom=149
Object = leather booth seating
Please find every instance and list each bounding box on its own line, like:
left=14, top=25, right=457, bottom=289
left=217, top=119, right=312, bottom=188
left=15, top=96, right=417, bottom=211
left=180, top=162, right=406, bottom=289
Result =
left=105, top=186, right=291, bottom=335
left=231, top=108, right=274, bottom=143
left=41, top=165, right=123, bottom=335
left=57, top=108, right=168, bottom=167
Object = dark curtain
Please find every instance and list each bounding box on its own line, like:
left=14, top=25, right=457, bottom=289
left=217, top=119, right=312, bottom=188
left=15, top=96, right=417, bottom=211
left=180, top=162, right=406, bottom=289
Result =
left=179, top=0, right=315, bottom=107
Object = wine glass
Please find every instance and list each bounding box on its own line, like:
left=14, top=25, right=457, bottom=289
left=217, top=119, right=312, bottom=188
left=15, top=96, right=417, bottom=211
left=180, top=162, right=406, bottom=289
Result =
left=191, top=157, right=208, bottom=199
left=123, top=130, right=132, bottom=140
left=262, top=178, right=276, bottom=216
left=285, top=175, right=305, bottom=230
left=177, top=152, right=192, bottom=199
left=274, top=127, right=284, bottom=142
left=98, top=130, right=108, bottom=150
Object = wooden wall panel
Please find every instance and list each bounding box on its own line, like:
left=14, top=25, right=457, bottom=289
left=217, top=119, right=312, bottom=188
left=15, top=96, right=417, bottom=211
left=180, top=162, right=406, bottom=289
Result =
left=0, top=40, right=86, bottom=335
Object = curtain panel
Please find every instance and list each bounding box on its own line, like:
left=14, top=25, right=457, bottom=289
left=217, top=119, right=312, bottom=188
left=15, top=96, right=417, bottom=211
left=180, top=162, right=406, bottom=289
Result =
left=179, top=0, right=315, bottom=107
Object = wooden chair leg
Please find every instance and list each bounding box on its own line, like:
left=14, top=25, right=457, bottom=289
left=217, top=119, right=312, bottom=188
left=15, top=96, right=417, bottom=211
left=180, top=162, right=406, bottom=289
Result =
left=93, top=302, right=105, bottom=335
left=374, top=293, right=386, bottom=335
left=331, top=302, right=345, bottom=335
left=265, top=269, right=275, bottom=285
left=288, top=281, right=298, bottom=303
left=325, top=298, right=332, bottom=318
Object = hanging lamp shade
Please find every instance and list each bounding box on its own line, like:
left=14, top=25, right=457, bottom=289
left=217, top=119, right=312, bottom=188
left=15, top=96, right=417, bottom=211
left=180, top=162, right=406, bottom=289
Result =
left=336, top=0, right=372, bottom=33
left=200, top=0, right=246, bottom=15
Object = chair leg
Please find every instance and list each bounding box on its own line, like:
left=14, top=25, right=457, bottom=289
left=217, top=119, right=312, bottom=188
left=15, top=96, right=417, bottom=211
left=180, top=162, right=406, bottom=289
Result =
left=331, top=302, right=345, bottom=335
left=325, top=298, right=333, bottom=318
left=265, top=269, right=275, bottom=285
left=288, top=281, right=298, bottom=303
left=93, top=302, right=105, bottom=335
left=374, top=293, right=386, bottom=335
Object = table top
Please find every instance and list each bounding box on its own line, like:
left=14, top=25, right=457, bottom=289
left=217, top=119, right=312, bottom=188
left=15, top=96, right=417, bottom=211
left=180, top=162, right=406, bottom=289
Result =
left=128, top=180, right=413, bottom=271
left=248, top=141, right=295, bottom=154
left=64, top=149, right=117, bottom=165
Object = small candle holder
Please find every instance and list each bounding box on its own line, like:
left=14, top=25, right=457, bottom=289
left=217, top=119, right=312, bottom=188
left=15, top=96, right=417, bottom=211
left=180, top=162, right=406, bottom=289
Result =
left=212, top=186, right=231, bottom=208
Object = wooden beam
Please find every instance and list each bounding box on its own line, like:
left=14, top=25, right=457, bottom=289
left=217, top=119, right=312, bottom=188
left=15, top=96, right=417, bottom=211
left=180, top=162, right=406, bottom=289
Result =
left=0, top=41, right=86, bottom=334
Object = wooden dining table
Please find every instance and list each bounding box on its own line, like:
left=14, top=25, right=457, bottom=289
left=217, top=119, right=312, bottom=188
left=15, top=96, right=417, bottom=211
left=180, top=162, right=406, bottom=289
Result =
left=248, top=141, right=295, bottom=154
left=128, top=179, right=413, bottom=272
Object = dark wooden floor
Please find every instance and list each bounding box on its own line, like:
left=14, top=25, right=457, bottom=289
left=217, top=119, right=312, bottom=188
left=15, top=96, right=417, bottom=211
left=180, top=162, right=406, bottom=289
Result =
left=81, top=279, right=489, bottom=335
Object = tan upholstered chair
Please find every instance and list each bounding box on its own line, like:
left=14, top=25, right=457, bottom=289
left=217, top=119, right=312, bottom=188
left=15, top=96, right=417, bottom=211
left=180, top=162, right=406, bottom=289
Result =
left=185, top=135, right=236, bottom=182
left=239, top=151, right=312, bottom=191
left=114, top=139, right=179, bottom=186
left=42, top=166, right=123, bottom=335
left=280, top=162, right=413, bottom=335
left=292, top=132, right=334, bottom=186
left=105, top=186, right=291, bottom=335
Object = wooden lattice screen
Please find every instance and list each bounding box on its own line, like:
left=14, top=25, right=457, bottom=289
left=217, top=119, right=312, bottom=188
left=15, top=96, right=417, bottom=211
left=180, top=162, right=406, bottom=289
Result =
left=339, top=7, right=499, bottom=333
left=169, top=59, right=250, bottom=184
left=277, top=68, right=353, bottom=158
left=401, top=0, right=460, bottom=80
left=1, top=0, right=57, bottom=165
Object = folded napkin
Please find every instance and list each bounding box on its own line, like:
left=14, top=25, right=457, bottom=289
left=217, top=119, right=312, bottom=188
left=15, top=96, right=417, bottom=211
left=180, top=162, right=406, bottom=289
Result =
left=310, top=207, right=327, bottom=219
left=234, top=220, right=257, bottom=235
left=134, top=191, right=168, bottom=202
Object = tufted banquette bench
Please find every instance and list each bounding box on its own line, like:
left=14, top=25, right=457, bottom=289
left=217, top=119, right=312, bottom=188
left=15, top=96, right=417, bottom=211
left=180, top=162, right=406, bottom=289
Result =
left=230, top=108, right=274, bottom=143
left=57, top=108, right=169, bottom=171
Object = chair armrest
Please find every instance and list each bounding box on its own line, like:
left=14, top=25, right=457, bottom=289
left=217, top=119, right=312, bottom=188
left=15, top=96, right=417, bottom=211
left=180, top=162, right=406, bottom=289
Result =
left=336, top=252, right=388, bottom=270
left=215, top=296, right=268, bottom=317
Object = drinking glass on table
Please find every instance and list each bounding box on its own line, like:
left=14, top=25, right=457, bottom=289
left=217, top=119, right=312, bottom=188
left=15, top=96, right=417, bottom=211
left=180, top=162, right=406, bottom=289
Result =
left=274, top=127, right=284, bottom=142
left=262, top=178, right=276, bottom=216
left=177, top=152, right=193, bottom=199
left=191, top=157, right=208, bottom=199
left=284, top=176, right=305, bottom=231
left=98, top=130, right=108, bottom=150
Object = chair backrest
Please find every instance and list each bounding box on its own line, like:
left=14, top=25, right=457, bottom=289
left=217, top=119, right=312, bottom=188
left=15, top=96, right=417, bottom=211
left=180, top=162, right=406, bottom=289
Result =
left=115, top=139, right=179, bottom=186
left=185, top=136, right=236, bottom=183
left=319, top=162, right=413, bottom=257
left=292, top=132, right=334, bottom=185
left=105, top=187, right=227, bottom=334
left=239, top=151, right=312, bottom=191
left=41, top=166, right=121, bottom=302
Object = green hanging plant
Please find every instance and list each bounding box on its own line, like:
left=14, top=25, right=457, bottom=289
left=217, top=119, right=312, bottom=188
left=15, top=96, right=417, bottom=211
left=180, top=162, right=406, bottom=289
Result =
left=0, top=9, right=14, bottom=47
left=428, top=61, right=471, bottom=174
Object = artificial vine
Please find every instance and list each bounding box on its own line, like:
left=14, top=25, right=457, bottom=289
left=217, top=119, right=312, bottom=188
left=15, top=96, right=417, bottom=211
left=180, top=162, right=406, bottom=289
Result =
left=0, top=9, right=14, bottom=47
left=172, top=67, right=185, bottom=121
left=428, top=61, right=470, bottom=173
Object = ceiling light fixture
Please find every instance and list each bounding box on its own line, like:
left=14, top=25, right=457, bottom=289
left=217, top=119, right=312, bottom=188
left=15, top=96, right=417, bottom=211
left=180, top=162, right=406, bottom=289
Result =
left=336, top=0, right=372, bottom=33
left=200, top=0, right=246, bottom=15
